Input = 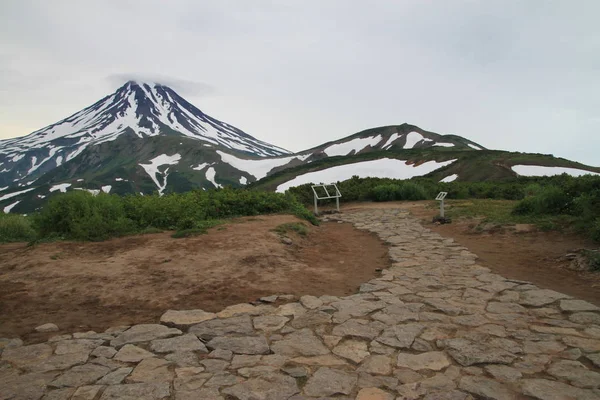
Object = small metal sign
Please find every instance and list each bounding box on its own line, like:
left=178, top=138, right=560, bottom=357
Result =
left=436, top=192, right=448, bottom=217
left=311, top=183, right=342, bottom=215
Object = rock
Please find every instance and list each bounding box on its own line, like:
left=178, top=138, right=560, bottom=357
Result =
left=173, top=367, right=210, bottom=391
left=0, top=337, right=23, bottom=353
left=31, top=351, right=90, bottom=373
left=300, top=295, right=323, bottom=309
left=333, top=339, right=370, bottom=363
left=253, top=315, right=289, bottom=331
left=375, top=323, right=424, bottom=349
left=110, top=324, right=181, bottom=347
left=206, top=335, right=270, bottom=355
left=260, top=295, right=278, bottom=303
left=189, top=314, right=254, bottom=340
left=303, top=367, right=357, bottom=397
left=356, top=387, right=395, bottom=400
left=165, top=351, right=200, bottom=367
left=559, top=300, right=600, bottom=312
left=523, top=340, right=566, bottom=354
left=444, top=338, right=516, bottom=366
left=394, top=368, right=423, bottom=384
left=290, top=310, right=332, bottom=329
left=586, top=353, right=600, bottom=368
left=97, top=367, right=133, bottom=385
left=113, top=344, right=155, bottom=362
left=290, top=354, right=349, bottom=367
left=91, top=346, right=117, bottom=359
left=1, top=343, right=53, bottom=368
left=358, top=355, right=393, bottom=375
left=422, top=390, right=472, bottom=400
left=458, top=376, right=516, bottom=400
left=396, top=351, right=450, bottom=371
left=127, top=358, right=173, bottom=383
left=42, top=388, right=76, bottom=400
left=570, top=312, right=600, bottom=325
left=55, top=339, right=104, bottom=355
left=530, top=325, right=582, bottom=336
left=282, top=366, right=309, bottom=378
left=276, top=303, right=307, bottom=318
left=71, top=385, right=103, bottom=400
left=281, top=236, right=293, bottom=245
left=332, top=319, right=384, bottom=340
left=484, top=365, right=522, bottom=382
left=271, top=328, right=329, bottom=357
left=36, top=323, right=59, bottom=333
left=50, top=364, right=111, bottom=387
left=519, top=289, right=570, bottom=307
left=231, top=354, right=262, bottom=369
left=420, top=374, right=457, bottom=391
left=222, top=373, right=299, bottom=400
left=150, top=333, right=207, bottom=353
left=486, top=302, right=527, bottom=314
left=99, top=382, right=170, bottom=399
left=217, top=303, right=259, bottom=318
left=563, top=336, right=600, bottom=353
left=208, top=348, right=234, bottom=361
left=547, top=360, right=600, bottom=388
left=396, top=382, right=427, bottom=399
left=520, top=379, right=593, bottom=400
left=0, top=371, right=59, bottom=400
left=159, top=309, right=216, bottom=328
left=204, top=371, right=244, bottom=387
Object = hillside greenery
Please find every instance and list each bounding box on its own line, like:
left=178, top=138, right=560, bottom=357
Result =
left=18, top=188, right=318, bottom=242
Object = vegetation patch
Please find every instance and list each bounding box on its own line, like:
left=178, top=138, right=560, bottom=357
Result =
left=0, top=214, right=37, bottom=243
left=172, top=220, right=223, bottom=238
left=273, top=222, right=309, bottom=237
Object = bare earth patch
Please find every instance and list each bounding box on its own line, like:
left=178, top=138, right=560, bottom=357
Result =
left=0, top=215, right=389, bottom=343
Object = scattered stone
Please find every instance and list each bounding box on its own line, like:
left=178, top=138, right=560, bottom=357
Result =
left=50, top=364, right=110, bottom=387
left=559, top=300, right=600, bottom=312
left=99, top=382, right=170, bottom=399
left=35, top=323, right=59, bottom=333
left=547, top=360, right=600, bottom=388
left=208, top=348, right=233, bottom=361
left=458, top=376, right=515, bottom=400
left=0, top=337, right=23, bottom=353
left=520, top=379, right=592, bottom=400
left=519, top=289, right=570, bottom=307
left=127, top=358, right=172, bottom=383
left=332, top=319, right=384, bottom=340
left=207, top=335, right=270, bottom=355
left=484, top=365, right=522, bottom=382
left=358, top=355, right=392, bottom=375
left=110, top=324, right=182, bottom=347
left=159, top=309, right=216, bottom=328
left=31, top=351, right=90, bottom=373
left=271, top=329, right=329, bottom=357
left=113, top=344, right=155, bottom=363
left=71, top=385, right=103, bottom=400
left=151, top=333, right=207, bottom=353
left=333, top=339, right=370, bottom=363
left=222, top=373, right=299, bottom=399
left=97, top=367, right=133, bottom=385
left=486, top=302, right=527, bottom=314
left=570, top=312, right=600, bottom=325
left=165, top=351, right=200, bottom=367
left=422, top=390, right=471, bottom=400
left=253, top=315, right=289, bottom=331
left=290, top=310, right=332, bottom=329
left=376, top=323, right=424, bottom=349
left=1, top=343, right=53, bottom=368
left=42, top=388, right=76, bottom=400
left=586, top=353, right=600, bottom=368
left=396, top=351, right=450, bottom=371
left=300, top=295, right=323, bottom=309
left=563, top=336, right=600, bottom=353
left=444, top=338, right=516, bottom=366
left=217, top=303, right=259, bottom=318
left=91, top=346, right=117, bottom=359
left=290, top=354, right=349, bottom=367
left=200, top=358, right=229, bottom=372
left=303, top=367, right=357, bottom=397
left=189, top=314, right=254, bottom=340
left=356, top=387, right=395, bottom=400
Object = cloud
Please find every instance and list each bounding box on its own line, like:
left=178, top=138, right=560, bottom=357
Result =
left=106, top=74, right=216, bottom=97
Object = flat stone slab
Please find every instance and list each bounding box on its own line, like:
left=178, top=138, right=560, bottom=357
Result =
left=110, top=324, right=182, bottom=347
left=159, top=309, right=216, bottom=327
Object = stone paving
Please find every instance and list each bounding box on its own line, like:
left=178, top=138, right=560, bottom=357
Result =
left=2, top=208, right=600, bottom=399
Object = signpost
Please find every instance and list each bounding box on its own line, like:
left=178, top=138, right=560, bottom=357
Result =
left=311, top=183, right=342, bottom=215
left=436, top=192, right=448, bottom=218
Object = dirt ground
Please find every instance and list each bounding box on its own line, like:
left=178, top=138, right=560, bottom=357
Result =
left=0, top=215, right=389, bottom=343
left=340, top=201, right=600, bottom=306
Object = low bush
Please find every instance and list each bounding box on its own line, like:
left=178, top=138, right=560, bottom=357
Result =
left=0, top=214, right=37, bottom=242
left=273, top=222, right=309, bottom=236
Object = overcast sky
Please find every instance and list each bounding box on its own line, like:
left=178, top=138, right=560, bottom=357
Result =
left=1, top=1, right=599, bottom=165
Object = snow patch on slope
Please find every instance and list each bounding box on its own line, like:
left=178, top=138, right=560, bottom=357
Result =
left=3, top=200, right=20, bottom=214
left=139, top=153, right=182, bottom=196
left=205, top=167, right=222, bottom=188
left=276, top=158, right=457, bottom=193
left=0, top=187, right=36, bottom=202
left=49, top=183, right=71, bottom=193
left=403, top=132, right=425, bottom=149
left=323, top=135, right=382, bottom=157
left=433, top=143, right=454, bottom=148
left=382, top=133, right=400, bottom=149
left=217, top=151, right=310, bottom=180
left=512, top=165, right=600, bottom=178
left=468, top=143, right=482, bottom=150
left=440, top=174, right=458, bottom=183
left=101, top=185, right=112, bottom=193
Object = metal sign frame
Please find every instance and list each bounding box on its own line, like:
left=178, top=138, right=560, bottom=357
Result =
left=311, top=183, right=342, bottom=215
left=436, top=191, right=448, bottom=217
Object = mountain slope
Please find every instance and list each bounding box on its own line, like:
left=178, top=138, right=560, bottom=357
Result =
left=0, top=81, right=290, bottom=187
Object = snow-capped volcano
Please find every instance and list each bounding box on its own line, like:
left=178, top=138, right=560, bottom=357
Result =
left=0, top=81, right=290, bottom=186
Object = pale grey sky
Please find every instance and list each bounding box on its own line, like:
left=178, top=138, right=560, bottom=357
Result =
left=1, top=0, right=599, bottom=165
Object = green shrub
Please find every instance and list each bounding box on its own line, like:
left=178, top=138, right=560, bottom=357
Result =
left=397, top=182, right=428, bottom=200
left=0, top=214, right=37, bottom=242
left=274, top=222, right=309, bottom=236
left=371, top=184, right=400, bottom=202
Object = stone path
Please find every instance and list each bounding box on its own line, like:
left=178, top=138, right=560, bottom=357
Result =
left=3, top=208, right=600, bottom=399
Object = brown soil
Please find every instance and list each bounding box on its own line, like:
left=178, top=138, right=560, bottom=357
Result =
left=341, top=201, right=600, bottom=306
left=0, top=215, right=389, bottom=343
